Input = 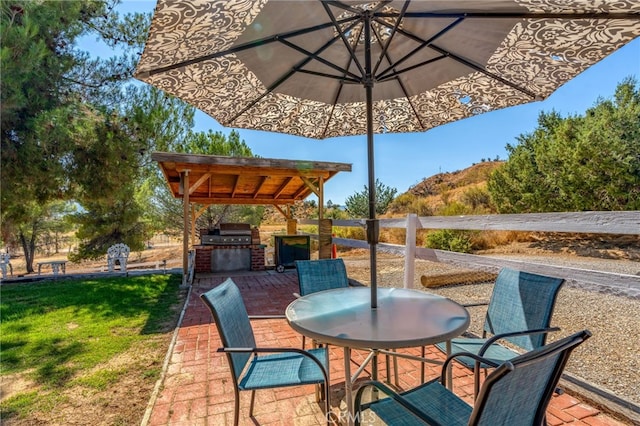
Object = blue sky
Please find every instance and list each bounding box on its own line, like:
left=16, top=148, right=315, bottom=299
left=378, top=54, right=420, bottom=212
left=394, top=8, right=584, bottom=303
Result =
left=86, top=1, right=640, bottom=205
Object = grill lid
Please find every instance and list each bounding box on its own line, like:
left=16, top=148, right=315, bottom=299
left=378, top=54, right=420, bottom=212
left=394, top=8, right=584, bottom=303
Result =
left=219, top=223, right=252, bottom=235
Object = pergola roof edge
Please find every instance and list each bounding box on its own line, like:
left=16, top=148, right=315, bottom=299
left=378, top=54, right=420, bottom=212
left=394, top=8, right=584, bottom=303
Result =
left=152, top=151, right=352, bottom=205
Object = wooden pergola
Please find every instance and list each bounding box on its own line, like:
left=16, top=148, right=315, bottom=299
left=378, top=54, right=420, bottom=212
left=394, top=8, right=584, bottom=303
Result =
left=151, top=152, right=352, bottom=278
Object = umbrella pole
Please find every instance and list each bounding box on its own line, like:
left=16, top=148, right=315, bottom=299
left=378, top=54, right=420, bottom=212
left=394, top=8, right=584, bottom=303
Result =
left=364, top=14, right=378, bottom=309
left=366, top=88, right=378, bottom=309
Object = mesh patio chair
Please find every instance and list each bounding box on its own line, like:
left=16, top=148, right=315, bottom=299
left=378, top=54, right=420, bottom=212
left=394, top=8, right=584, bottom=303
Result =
left=434, top=267, right=565, bottom=398
left=200, top=278, right=330, bottom=426
left=296, top=258, right=350, bottom=296
left=295, top=258, right=350, bottom=350
left=295, top=258, right=399, bottom=385
left=355, top=329, right=591, bottom=426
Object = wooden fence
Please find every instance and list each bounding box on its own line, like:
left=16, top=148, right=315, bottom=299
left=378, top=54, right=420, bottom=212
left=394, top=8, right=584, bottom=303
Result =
left=300, top=211, right=640, bottom=298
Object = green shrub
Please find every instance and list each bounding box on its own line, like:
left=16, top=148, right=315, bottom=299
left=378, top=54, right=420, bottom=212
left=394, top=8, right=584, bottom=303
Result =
left=425, top=229, right=473, bottom=253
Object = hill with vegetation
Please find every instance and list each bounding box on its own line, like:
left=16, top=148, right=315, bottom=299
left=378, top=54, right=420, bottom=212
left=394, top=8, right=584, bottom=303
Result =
left=406, top=161, right=501, bottom=210
left=406, top=161, right=503, bottom=198
left=386, top=161, right=502, bottom=216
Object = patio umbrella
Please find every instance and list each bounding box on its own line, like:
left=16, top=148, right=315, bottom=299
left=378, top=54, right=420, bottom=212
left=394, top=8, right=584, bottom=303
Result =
left=135, top=0, right=640, bottom=308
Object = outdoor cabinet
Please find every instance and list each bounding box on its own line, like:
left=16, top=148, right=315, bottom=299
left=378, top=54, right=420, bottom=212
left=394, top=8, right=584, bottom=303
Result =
left=274, top=235, right=310, bottom=273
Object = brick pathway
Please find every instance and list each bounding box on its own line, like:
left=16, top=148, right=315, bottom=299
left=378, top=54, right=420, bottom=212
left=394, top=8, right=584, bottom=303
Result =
left=144, top=271, right=629, bottom=426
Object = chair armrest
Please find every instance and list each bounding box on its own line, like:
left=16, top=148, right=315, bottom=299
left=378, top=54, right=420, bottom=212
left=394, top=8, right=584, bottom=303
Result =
left=462, top=302, right=489, bottom=308
left=478, top=327, right=561, bottom=356
left=248, top=315, right=287, bottom=319
left=354, top=380, right=442, bottom=425
left=218, top=346, right=329, bottom=381
left=441, top=351, right=500, bottom=386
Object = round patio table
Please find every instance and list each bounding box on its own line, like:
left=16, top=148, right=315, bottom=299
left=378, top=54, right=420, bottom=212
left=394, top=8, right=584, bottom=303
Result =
left=285, top=287, right=470, bottom=425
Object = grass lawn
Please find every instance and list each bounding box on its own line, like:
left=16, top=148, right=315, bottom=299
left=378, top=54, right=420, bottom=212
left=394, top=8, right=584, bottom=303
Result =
left=0, top=274, right=186, bottom=425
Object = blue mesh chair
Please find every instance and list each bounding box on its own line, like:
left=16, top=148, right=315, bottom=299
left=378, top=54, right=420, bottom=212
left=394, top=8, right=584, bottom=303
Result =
left=296, top=258, right=350, bottom=296
left=200, top=278, right=330, bottom=426
left=355, top=330, right=591, bottom=426
left=296, top=258, right=399, bottom=385
left=435, top=268, right=565, bottom=397
left=295, top=258, right=350, bottom=349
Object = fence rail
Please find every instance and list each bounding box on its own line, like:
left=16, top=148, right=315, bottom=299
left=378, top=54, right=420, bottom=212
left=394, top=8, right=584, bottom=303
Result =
left=299, top=211, right=640, bottom=298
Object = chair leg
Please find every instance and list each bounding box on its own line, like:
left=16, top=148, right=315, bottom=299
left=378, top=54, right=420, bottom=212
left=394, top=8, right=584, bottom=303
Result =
left=386, top=354, right=390, bottom=381
left=393, top=351, right=399, bottom=386
left=323, top=378, right=331, bottom=426
left=473, top=365, right=481, bottom=400
left=233, top=389, right=241, bottom=426
left=384, top=351, right=399, bottom=387
left=249, top=389, right=256, bottom=417
left=421, top=346, right=426, bottom=383
left=312, top=339, right=323, bottom=402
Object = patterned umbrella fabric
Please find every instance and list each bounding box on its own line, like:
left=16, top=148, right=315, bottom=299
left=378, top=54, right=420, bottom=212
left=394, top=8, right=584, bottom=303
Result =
left=136, top=0, right=640, bottom=305
left=136, top=1, right=640, bottom=139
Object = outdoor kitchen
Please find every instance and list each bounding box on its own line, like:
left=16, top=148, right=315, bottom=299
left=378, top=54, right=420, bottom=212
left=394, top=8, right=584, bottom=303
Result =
left=150, top=152, right=352, bottom=278
left=194, top=223, right=266, bottom=273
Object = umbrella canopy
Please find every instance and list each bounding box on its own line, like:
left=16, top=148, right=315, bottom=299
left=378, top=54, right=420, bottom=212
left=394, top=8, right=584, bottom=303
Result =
left=136, top=0, right=640, bottom=307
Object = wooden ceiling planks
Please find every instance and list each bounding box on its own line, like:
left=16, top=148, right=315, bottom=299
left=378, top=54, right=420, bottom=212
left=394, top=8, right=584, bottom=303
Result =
left=152, top=152, right=351, bottom=206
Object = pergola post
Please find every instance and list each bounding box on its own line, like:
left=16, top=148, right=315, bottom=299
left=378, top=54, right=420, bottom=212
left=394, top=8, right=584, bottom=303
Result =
left=287, top=205, right=297, bottom=235
left=182, top=170, right=190, bottom=283
left=319, top=219, right=333, bottom=259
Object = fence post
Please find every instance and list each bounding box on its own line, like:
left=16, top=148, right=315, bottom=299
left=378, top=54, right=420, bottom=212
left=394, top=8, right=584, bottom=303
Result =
left=404, top=213, right=417, bottom=288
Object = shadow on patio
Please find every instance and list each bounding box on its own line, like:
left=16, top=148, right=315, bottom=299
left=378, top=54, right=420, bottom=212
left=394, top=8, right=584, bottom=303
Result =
left=143, top=270, right=627, bottom=426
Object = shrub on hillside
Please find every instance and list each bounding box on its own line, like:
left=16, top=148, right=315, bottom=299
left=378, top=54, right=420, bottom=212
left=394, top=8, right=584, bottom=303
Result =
left=425, top=229, right=473, bottom=253
left=388, top=194, right=433, bottom=216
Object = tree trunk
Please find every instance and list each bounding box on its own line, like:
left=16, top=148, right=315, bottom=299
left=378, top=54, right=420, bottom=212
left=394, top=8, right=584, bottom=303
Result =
left=18, top=226, right=38, bottom=274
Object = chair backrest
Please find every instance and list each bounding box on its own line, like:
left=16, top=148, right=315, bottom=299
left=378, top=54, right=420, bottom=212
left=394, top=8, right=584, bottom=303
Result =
left=107, top=243, right=130, bottom=259
left=295, top=258, right=349, bottom=296
left=470, top=330, right=591, bottom=426
left=484, top=268, right=564, bottom=351
left=200, top=278, right=256, bottom=383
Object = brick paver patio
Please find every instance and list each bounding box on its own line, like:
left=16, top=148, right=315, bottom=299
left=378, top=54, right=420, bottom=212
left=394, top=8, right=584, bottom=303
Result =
left=143, top=271, right=629, bottom=426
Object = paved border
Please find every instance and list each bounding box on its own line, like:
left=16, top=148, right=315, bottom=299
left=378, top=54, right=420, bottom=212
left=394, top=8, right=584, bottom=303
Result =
left=140, top=284, right=193, bottom=426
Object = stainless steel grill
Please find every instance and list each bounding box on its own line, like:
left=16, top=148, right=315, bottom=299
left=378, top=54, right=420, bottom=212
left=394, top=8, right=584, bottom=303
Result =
left=201, top=235, right=252, bottom=245
left=201, top=223, right=253, bottom=245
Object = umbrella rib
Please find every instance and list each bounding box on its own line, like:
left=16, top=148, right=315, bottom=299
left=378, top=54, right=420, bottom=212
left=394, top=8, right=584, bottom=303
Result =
left=372, top=49, right=427, bottom=129
left=278, top=31, right=362, bottom=82
left=228, top=19, right=363, bottom=125
left=321, top=1, right=366, bottom=79
left=388, top=23, right=538, bottom=98
left=369, top=10, right=427, bottom=130
left=394, top=11, right=640, bottom=20
left=322, top=82, right=343, bottom=140
left=376, top=10, right=640, bottom=84
left=429, top=43, right=539, bottom=99
left=296, top=69, right=360, bottom=84
left=378, top=55, right=447, bottom=83
left=319, top=1, right=384, bottom=139
left=375, top=16, right=464, bottom=81
left=137, top=17, right=356, bottom=78
left=391, top=72, right=425, bottom=130
left=372, top=0, right=410, bottom=77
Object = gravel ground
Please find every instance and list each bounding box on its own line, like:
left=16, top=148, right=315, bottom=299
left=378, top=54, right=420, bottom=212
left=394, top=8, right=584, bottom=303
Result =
left=341, top=252, right=640, bottom=408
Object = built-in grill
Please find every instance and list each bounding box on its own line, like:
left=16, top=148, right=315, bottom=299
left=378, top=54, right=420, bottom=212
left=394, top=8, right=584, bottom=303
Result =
left=196, top=223, right=264, bottom=273
left=201, top=223, right=252, bottom=245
